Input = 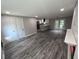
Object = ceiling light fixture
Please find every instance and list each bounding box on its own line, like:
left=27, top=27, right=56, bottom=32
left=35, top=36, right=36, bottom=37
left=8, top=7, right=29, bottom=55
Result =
left=60, top=8, right=64, bottom=11
left=6, top=11, right=10, bottom=14
left=35, top=16, right=38, bottom=18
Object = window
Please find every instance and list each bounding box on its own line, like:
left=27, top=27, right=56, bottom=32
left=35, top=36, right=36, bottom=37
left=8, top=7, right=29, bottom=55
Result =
left=54, top=19, right=65, bottom=29
left=60, top=20, right=65, bottom=29
left=55, top=20, right=59, bottom=29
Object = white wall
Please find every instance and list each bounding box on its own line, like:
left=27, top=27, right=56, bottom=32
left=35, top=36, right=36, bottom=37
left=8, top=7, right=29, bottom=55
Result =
left=23, top=17, right=37, bottom=36
left=1, top=15, right=37, bottom=45
left=71, top=4, right=78, bottom=41
left=71, top=4, right=78, bottom=59
left=1, top=15, right=19, bottom=45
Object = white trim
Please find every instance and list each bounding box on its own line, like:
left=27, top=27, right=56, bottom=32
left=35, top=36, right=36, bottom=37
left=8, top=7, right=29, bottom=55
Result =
left=26, top=32, right=37, bottom=37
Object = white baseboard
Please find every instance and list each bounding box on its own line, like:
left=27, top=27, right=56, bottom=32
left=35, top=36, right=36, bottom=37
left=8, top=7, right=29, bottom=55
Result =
left=3, top=32, right=37, bottom=45
left=25, top=32, right=37, bottom=38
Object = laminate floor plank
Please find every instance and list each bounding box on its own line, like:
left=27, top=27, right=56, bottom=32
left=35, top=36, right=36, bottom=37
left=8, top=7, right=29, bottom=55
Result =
left=4, top=30, right=67, bottom=59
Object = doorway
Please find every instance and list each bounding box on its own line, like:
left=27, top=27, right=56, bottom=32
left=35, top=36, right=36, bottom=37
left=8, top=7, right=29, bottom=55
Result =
left=37, top=21, right=40, bottom=31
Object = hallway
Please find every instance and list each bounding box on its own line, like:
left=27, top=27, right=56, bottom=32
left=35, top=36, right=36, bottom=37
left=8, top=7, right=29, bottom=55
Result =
left=4, top=30, right=67, bottom=59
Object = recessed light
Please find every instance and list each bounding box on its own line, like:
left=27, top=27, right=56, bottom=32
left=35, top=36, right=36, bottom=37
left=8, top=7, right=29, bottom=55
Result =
left=6, top=11, right=10, bottom=14
left=60, top=8, right=64, bottom=11
left=35, top=16, right=38, bottom=17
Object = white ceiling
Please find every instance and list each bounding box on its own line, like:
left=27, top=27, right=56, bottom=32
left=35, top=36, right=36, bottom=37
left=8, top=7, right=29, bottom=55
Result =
left=1, top=0, right=77, bottom=18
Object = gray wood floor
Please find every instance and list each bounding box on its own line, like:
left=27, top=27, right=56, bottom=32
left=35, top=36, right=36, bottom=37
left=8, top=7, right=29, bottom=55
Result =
left=4, top=30, right=67, bottom=59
